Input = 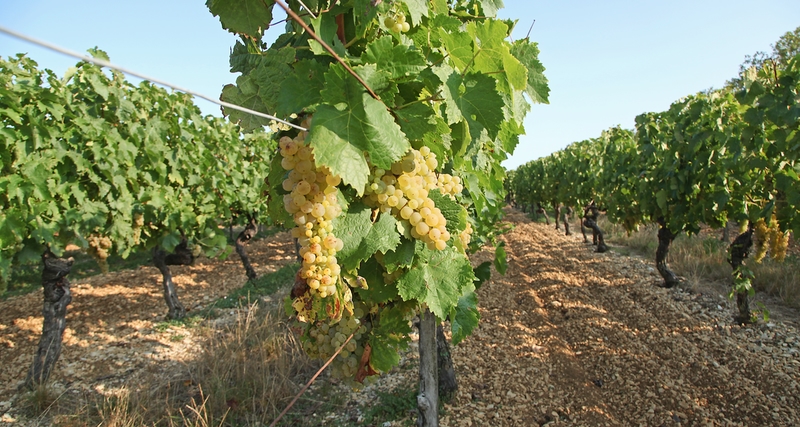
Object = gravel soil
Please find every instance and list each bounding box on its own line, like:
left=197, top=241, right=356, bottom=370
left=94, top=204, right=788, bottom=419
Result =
left=438, top=208, right=800, bottom=427
left=308, top=208, right=800, bottom=427
left=1, top=208, right=799, bottom=426
left=0, top=231, right=296, bottom=423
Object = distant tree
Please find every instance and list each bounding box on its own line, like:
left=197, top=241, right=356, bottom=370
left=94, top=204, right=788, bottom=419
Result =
left=727, top=26, right=800, bottom=89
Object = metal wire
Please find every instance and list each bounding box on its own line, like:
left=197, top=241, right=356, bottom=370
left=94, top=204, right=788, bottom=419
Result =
left=0, top=25, right=307, bottom=132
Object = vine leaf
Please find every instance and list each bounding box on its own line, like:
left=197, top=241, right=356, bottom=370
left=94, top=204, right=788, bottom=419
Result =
left=309, top=65, right=410, bottom=194
left=428, top=189, right=467, bottom=236
left=450, top=283, right=479, bottom=345
left=336, top=204, right=401, bottom=271
left=510, top=39, right=550, bottom=104
left=433, top=66, right=506, bottom=141
left=206, top=0, right=275, bottom=39
left=396, top=246, right=474, bottom=318
left=277, top=60, right=327, bottom=116
left=362, top=36, right=427, bottom=80
left=368, top=302, right=414, bottom=372
left=477, top=0, right=503, bottom=17
left=466, top=20, right=527, bottom=93
left=400, top=0, right=429, bottom=25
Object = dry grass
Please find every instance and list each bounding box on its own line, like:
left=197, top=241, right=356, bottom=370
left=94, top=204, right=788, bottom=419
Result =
left=597, top=216, right=800, bottom=308
left=21, top=302, right=316, bottom=427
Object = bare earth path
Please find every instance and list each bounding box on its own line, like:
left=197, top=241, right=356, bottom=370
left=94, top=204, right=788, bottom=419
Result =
left=442, top=208, right=800, bottom=427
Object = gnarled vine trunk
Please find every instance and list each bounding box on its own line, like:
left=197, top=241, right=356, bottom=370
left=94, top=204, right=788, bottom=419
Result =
left=536, top=204, right=550, bottom=225
left=655, top=220, right=680, bottom=288
left=417, top=308, right=439, bottom=427
left=437, top=322, right=457, bottom=401
left=153, top=241, right=193, bottom=320
left=583, top=204, right=607, bottom=252
left=581, top=220, right=588, bottom=243
left=721, top=221, right=731, bottom=243
left=554, top=203, right=561, bottom=230
left=235, top=216, right=259, bottom=281
left=24, top=250, right=73, bottom=390
left=728, top=225, right=754, bottom=322
left=562, top=206, right=573, bottom=236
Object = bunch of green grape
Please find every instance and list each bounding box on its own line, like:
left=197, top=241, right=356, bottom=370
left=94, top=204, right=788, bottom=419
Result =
left=753, top=215, right=789, bottom=263
left=302, top=303, right=370, bottom=379
left=87, top=234, right=112, bottom=260
left=384, top=13, right=410, bottom=33
left=364, top=147, right=453, bottom=250
left=279, top=119, right=345, bottom=299
left=132, top=213, right=144, bottom=245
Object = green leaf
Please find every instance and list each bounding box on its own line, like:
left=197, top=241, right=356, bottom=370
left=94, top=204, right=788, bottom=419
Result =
left=394, top=102, right=447, bottom=143
left=333, top=203, right=373, bottom=270
left=439, top=31, right=474, bottom=71
left=493, top=241, right=507, bottom=275
left=656, top=189, right=668, bottom=213
left=449, top=285, right=479, bottom=345
left=355, top=257, right=399, bottom=303
left=309, top=65, right=410, bottom=194
left=362, top=36, right=427, bottom=80
left=161, top=232, right=182, bottom=253
left=477, top=0, right=503, bottom=17
left=307, top=12, right=347, bottom=58
left=221, top=78, right=271, bottom=131
left=383, top=238, right=417, bottom=273
left=336, top=204, right=401, bottom=270
left=400, top=0, right=428, bottom=25
left=396, top=246, right=474, bottom=318
left=433, top=67, right=506, bottom=141
left=430, top=0, right=449, bottom=14
left=473, top=260, right=491, bottom=289
left=277, top=59, right=328, bottom=116
left=428, top=188, right=467, bottom=235
left=206, top=0, right=274, bottom=39
left=368, top=302, right=414, bottom=372
left=510, top=39, right=550, bottom=104
left=465, top=20, right=521, bottom=93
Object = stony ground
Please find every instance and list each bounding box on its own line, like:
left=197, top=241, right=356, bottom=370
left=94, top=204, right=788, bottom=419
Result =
left=0, top=231, right=297, bottom=423
left=305, top=208, right=800, bottom=427
left=1, top=209, right=799, bottom=426
left=437, top=208, right=800, bottom=427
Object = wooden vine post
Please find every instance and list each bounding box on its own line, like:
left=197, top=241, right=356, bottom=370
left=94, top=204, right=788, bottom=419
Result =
left=417, top=308, right=439, bottom=427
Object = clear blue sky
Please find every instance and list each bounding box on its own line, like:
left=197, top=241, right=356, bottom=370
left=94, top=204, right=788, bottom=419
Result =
left=2, top=1, right=799, bottom=170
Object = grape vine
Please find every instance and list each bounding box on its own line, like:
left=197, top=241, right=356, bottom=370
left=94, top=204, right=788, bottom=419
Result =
left=207, top=3, right=549, bottom=419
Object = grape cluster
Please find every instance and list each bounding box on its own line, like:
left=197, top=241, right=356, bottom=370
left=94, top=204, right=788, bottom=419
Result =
left=280, top=122, right=345, bottom=299
left=384, top=13, right=410, bottom=33
left=364, top=147, right=453, bottom=250
left=437, top=173, right=464, bottom=198
left=754, top=218, right=769, bottom=262
left=87, top=234, right=112, bottom=260
left=459, top=221, right=473, bottom=248
left=132, top=213, right=144, bottom=245
left=753, top=215, right=789, bottom=263
left=302, top=304, right=369, bottom=379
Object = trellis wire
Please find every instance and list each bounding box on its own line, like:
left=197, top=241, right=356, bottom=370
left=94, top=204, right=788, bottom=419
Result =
left=0, top=25, right=307, bottom=132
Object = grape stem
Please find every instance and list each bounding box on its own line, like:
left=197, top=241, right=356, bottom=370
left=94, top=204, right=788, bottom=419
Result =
left=274, top=0, right=381, bottom=102
left=268, top=330, right=356, bottom=427
left=394, top=91, right=443, bottom=110
left=461, top=48, right=482, bottom=79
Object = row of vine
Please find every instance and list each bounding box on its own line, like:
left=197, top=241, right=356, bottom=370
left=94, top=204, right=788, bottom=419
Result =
left=508, top=48, right=799, bottom=322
